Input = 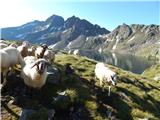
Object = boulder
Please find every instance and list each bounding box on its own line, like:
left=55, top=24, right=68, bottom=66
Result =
left=47, top=65, right=61, bottom=85
left=19, top=108, right=55, bottom=120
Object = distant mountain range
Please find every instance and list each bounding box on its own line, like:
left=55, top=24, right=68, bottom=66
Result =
left=1, top=15, right=109, bottom=45
left=1, top=14, right=160, bottom=57
left=71, top=23, right=160, bottom=57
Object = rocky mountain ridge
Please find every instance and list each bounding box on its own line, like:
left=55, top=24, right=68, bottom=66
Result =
left=2, top=15, right=109, bottom=45
left=63, top=23, right=159, bottom=57
left=1, top=15, right=159, bottom=57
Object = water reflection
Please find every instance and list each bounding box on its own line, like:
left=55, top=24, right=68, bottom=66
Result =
left=78, top=50, right=154, bottom=74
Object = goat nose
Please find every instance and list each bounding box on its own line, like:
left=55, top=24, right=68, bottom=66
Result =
left=39, top=63, right=44, bottom=71
left=38, top=70, right=43, bottom=75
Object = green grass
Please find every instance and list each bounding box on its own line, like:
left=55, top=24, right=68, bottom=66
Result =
left=142, top=64, right=160, bottom=80
left=3, top=40, right=22, bottom=45
left=1, top=53, right=160, bottom=120
left=54, top=54, right=160, bottom=119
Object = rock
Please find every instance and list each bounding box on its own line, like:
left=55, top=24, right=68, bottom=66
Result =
left=58, top=91, right=66, bottom=96
left=65, top=63, right=74, bottom=75
left=1, top=70, right=25, bottom=95
left=48, top=109, right=55, bottom=120
left=53, top=91, right=67, bottom=101
left=8, top=100, right=14, bottom=105
left=118, top=92, right=131, bottom=102
left=47, top=65, right=61, bottom=84
left=107, top=23, right=132, bottom=42
left=52, top=91, right=71, bottom=110
left=19, top=108, right=55, bottom=120
left=19, top=109, right=36, bottom=120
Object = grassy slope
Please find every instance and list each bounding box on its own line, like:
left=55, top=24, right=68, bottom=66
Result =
left=55, top=54, right=160, bottom=120
left=142, top=64, right=160, bottom=80
left=1, top=53, right=160, bottom=120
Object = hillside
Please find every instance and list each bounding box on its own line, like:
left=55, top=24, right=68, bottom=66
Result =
left=1, top=53, right=160, bottom=120
left=142, top=64, right=160, bottom=81
left=102, top=24, right=160, bottom=57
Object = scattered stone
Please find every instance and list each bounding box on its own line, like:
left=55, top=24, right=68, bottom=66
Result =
left=58, top=91, right=66, bottom=96
left=19, top=108, right=55, bottom=120
left=48, top=109, right=55, bottom=120
left=53, top=91, right=66, bottom=101
left=19, top=109, right=36, bottom=120
left=106, top=110, right=112, bottom=118
left=118, top=92, right=131, bottom=102
left=65, top=63, right=74, bottom=75
left=8, top=100, right=14, bottom=105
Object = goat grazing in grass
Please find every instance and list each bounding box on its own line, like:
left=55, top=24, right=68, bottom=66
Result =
left=95, top=62, right=117, bottom=96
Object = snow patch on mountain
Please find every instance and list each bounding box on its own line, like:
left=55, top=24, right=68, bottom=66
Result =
left=112, top=37, right=120, bottom=50
left=128, top=36, right=135, bottom=43
left=67, top=42, right=72, bottom=49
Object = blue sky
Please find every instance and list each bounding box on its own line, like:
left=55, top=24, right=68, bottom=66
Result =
left=1, top=0, right=159, bottom=30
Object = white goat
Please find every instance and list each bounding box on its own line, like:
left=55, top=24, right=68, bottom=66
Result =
left=9, top=43, right=17, bottom=48
left=21, top=56, right=49, bottom=88
left=0, top=40, right=6, bottom=43
left=68, top=50, right=73, bottom=54
left=73, top=49, right=80, bottom=56
left=28, top=46, right=36, bottom=56
left=43, top=50, right=55, bottom=64
left=95, top=62, right=117, bottom=96
left=35, top=45, right=47, bottom=59
left=0, top=43, right=18, bottom=49
left=0, top=43, right=8, bottom=49
left=0, top=47, right=25, bottom=86
left=17, top=41, right=29, bottom=58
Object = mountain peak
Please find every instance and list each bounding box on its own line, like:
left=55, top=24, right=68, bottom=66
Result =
left=65, top=15, right=80, bottom=28
left=45, top=14, right=64, bottom=27
left=46, top=14, right=63, bottom=21
left=68, top=15, right=80, bottom=20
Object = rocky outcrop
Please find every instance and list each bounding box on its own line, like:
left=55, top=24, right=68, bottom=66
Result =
left=19, top=108, right=55, bottom=120
left=47, top=65, right=61, bottom=84
left=67, top=24, right=159, bottom=57
left=107, top=23, right=132, bottom=41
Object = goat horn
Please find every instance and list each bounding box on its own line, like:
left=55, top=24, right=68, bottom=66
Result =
left=31, top=60, right=40, bottom=69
